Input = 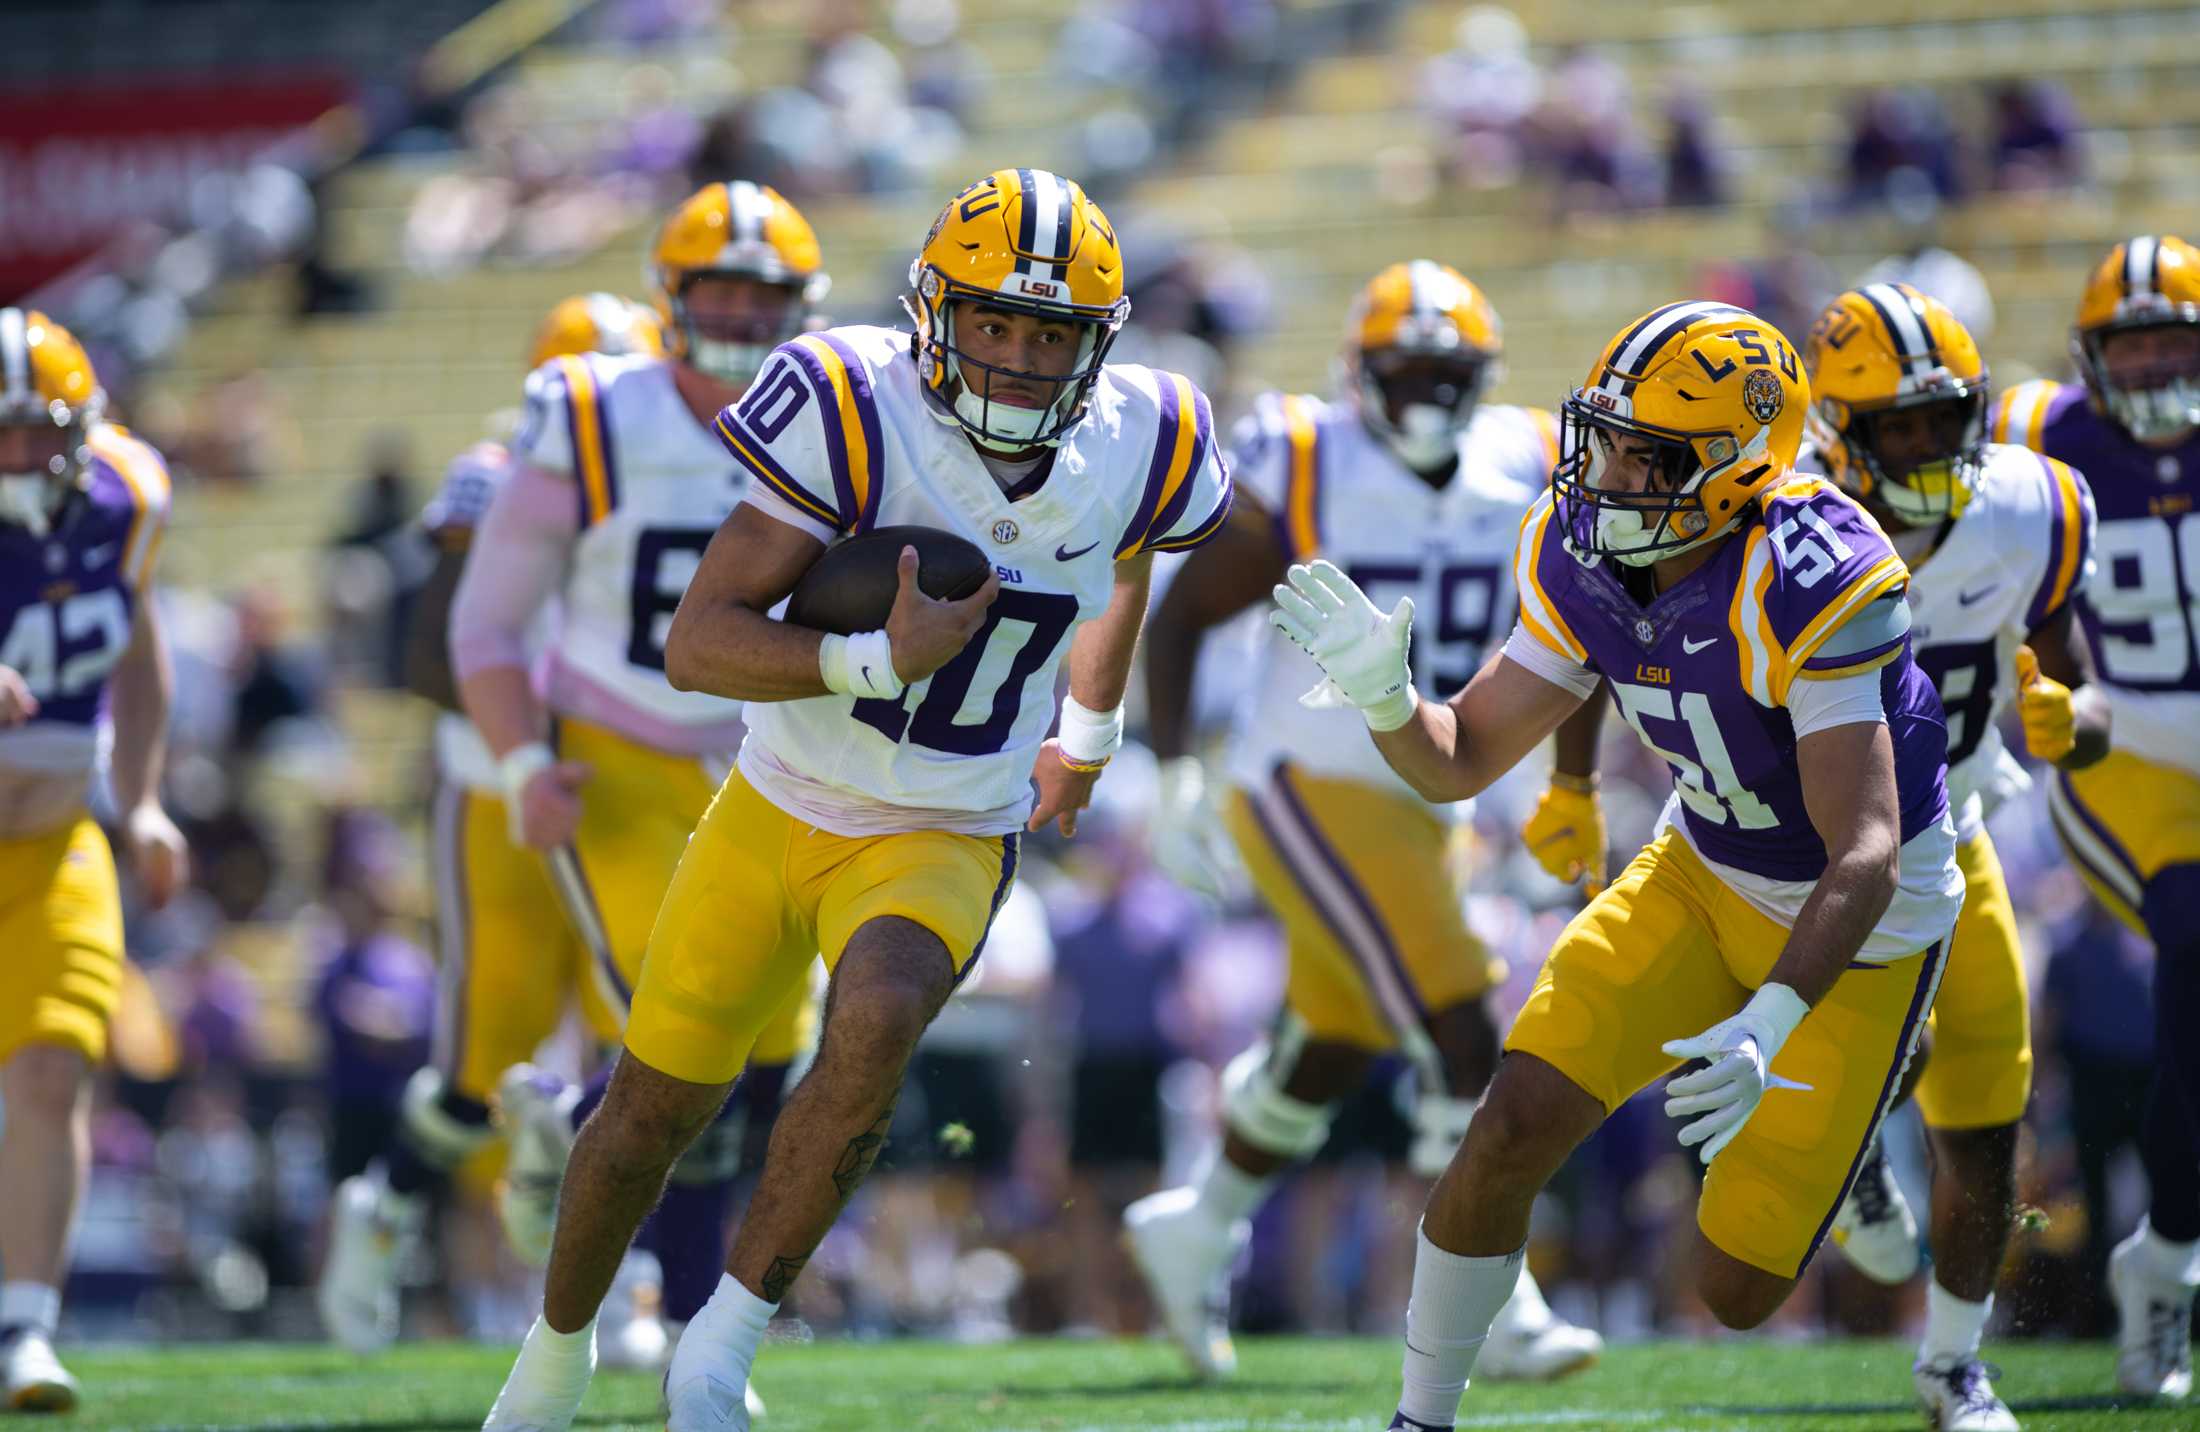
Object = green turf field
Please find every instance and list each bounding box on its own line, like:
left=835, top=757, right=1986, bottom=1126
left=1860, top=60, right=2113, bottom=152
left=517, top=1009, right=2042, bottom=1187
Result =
left=53, top=1336, right=2190, bottom=1431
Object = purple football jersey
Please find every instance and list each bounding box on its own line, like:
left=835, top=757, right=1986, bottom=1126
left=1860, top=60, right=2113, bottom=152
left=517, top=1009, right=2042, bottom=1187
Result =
left=2026, top=382, right=2200, bottom=696
left=1522, top=478, right=1949, bottom=881
left=0, top=437, right=165, bottom=731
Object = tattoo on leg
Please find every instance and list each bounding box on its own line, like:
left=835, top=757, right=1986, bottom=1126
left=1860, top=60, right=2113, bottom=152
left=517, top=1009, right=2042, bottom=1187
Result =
left=831, top=1106, right=895, bottom=1201
left=760, top=1254, right=807, bottom=1304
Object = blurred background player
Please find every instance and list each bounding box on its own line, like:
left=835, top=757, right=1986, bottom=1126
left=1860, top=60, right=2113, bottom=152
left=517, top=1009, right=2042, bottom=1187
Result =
left=316, top=184, right=828, bottom=1377
left=1122, top=260, right=1596, bottom=1381
left=481, top=165, right=1232, bottom=1432
left=1802, top=282, right=2103, bottom=1431
left=0, top=310, right=188, bottom=1410
left=1272, top=302, right=1965, bottom=1431
left=1993, top=234, right=2200, bottom=1403
left=316, top=290, right=664, bottom=1358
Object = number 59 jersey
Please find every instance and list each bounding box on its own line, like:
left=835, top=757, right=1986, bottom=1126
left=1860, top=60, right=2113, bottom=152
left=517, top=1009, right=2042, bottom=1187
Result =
left=1508, top=476, right=1961, bottom=961
left=716, top=324, right=1232, bottom=837
left=1223, top=392, right=1552, bottom=799
left=1888, top=441, right=2096, bottom=840
left=511, top=351, right=747, bottom=731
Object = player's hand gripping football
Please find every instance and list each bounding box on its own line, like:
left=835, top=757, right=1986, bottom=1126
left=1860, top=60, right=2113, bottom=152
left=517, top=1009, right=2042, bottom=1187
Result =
left=1269, top=560, right=1418, bottom=732
left=2013, top=644, right=2077, bottom=763
left=886, top=546, right=1001, bottom=684
left=1522, top=778, right=1607, bottom=896
left=0, top=664, right=38, bottom=726
left=1661, top=983, right=1814, bottom=1165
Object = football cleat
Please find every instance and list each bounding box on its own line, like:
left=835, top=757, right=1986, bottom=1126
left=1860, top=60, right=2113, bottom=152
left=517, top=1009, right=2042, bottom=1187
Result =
left=317, top=1169, right=418, bottom=1353
left=1913, top=1356, right=2018, bottom=1430
left=1477, top=1274, right=1602, bottom=1383
left=1829, top=1137, right=1921, bottom=1284
left=1, top=1328, right=80, bottom=1413
left=497, top=1064, right=582, bottom=1267
left=1122, top=1186, right=1246, bottom=1379
left=2110, top=1228, right=2195, bottom=1400
left=1387, top=1414, right=1452, bottom=1432
left=663, top=1371, right=753, bottom=1431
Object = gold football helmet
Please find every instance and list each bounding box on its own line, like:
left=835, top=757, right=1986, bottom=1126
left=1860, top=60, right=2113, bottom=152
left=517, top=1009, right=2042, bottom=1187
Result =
left=1342, top=260, right=1502, bottom=471
left=1552, top=301, right=1806, bottom=567
left=0, top=307, right=103, bottom=535
left=528, top=291, right=665, bottom=370
left=2071, top=234, right=2200, bottom=443
left=647, top=181, right=828, bottom=386
left=1805, top=283, right=1988, bottom=527
left=907, top=166, right=1130, bottom=448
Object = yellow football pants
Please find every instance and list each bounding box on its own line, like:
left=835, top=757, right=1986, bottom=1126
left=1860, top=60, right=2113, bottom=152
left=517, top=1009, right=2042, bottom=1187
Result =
left=0, top=815, right=125, bottom=1064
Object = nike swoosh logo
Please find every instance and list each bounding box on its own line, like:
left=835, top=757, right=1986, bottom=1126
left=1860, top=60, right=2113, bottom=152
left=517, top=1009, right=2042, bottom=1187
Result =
left=1957, top=583, right=2000, bottom=606
left=1682, top=635, right=1717, bottom=653
left=1055, top=540, right=1100, bottom=561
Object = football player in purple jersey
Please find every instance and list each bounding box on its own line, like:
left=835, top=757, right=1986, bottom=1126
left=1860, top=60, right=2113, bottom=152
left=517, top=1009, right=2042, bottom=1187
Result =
left=1272, top=302, right=1964, bottom=1432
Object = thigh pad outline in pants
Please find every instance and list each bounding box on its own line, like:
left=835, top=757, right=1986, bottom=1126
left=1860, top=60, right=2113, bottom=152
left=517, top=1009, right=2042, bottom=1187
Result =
left=0, top=816, right=124, bottom=1064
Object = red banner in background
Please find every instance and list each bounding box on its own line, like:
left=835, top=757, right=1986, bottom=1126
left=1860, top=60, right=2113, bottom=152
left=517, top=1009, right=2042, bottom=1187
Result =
left=0, top=72, right=352, bottom=300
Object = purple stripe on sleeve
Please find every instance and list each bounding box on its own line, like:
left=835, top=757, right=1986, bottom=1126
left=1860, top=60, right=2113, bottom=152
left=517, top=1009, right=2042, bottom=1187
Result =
left=1148, top=475, right=1234, bottom=552
left=2025, top=454, right=2074, bottom=631
left=1115, top=375, right=1185, bottom=557
left=783, top=340, right=857, bottom=531
left=1147, top=386, right=1216, bottom=544
left=816, top=332, right=885, bottom=533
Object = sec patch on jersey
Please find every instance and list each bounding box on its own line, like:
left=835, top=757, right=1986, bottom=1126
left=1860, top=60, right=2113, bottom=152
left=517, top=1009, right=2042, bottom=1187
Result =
left=784, top=524, right=993, bottom=635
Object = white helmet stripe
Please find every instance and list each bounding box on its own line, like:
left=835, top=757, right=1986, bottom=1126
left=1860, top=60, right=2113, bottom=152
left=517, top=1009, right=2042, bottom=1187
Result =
left=1599, top=301, right=1746, bottom=397
left=0, top=308, right=28, bottom=409
left=1862, top=282, right=1933, bottom=376
left=1028, top=168, right=1070, bottom=279
left=725, top=181, right=768, bottom=244
left=1406, top=258, right=1437, bottom=319
left=2126, top=235, right=2159, bottom=298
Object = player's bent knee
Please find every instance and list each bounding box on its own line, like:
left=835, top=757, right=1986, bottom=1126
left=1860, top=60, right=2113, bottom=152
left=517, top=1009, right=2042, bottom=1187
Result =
left=1694, top=1238, right=1793, bottom=1330
left=1, top=1042, right=92, bottom=1117
left=1465, top=1054, right=1599, bottom=1171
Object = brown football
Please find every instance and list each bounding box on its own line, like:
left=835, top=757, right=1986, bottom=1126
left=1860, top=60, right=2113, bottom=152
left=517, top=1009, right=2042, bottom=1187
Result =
left=784, top=525, right=994, bottom=636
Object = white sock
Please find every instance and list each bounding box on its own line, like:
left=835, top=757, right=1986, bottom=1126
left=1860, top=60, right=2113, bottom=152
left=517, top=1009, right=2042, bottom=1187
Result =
left=668, top=1273, right=777, bottom=1393
left=1396, top=1222, right=1525, bottom=1428
left=1919, top=1281, right=1992, bottom=1363
left=487, top=1313, right=598, bottom=1428
left=2138, top=1217, right=2200, bottom=1286
left=0, top=1283, right=60, bottom=1339
left=1196, top=1153, right=1273, bottom=1227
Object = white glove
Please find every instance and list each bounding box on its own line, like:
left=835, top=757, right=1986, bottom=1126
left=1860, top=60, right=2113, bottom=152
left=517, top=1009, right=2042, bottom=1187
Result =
left=1150, top=756, right=1238, bottom=899
left=1661, top=982, right=1814, bottom=1165
left=1269, top=560, right=1418, bottom=732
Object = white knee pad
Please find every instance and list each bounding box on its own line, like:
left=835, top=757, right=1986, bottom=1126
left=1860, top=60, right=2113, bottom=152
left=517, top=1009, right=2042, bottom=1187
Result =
left=400, top=1066, right=498, bottom=1169
left=1221, top=1034, right=1337, bottom=1161
left=1409, top=1092, right=1478, bottom=1180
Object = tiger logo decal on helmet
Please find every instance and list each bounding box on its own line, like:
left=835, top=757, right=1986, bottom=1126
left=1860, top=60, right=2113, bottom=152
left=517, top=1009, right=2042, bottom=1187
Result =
left=647, top=181, right=828, bottom=387
left=0, top=307, right=103, bottom=537
left=2070, top=234, right=2200, bottom=443
left=1804, top=282, right=1989, bottom=526
left=907, top=167, right=1130, bottom=449
left=1551, top=300, right=1807, bottom=567
left=1341, top=259, right=1502, bottom=470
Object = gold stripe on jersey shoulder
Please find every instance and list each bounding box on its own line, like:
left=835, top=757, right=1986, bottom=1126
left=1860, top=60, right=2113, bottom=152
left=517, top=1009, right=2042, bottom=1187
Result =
left=557, top=355, right=615, bottom=527
left=1280, top=394, right=1321, bottom=560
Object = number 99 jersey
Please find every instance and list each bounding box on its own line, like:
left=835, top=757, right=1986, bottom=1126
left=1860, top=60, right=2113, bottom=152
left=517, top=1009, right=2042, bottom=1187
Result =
left=716, top=324, right=1232, bottom=835
left=511, top=350, right=747, bottom=730
left=1222, top=392, right=1554, bottom=799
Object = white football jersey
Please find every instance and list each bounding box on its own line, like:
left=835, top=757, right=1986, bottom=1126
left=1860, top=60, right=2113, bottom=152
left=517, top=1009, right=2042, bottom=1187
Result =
left=512, top=352, right=748, bottom=732
left=1224, top=393, right=1553, bottom=797
left=1883, top=440, right=2097, bottom=841
left=717, top=324, right=1233, bottom=836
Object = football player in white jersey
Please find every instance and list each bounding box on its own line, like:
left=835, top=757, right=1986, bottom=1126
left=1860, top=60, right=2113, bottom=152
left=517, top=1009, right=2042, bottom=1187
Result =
left=480, top=166, right=1231, bottom=1432
left=1119, top=260, right=1596, bottom=1382
left=1798, top=284, right=2103, bottom=1430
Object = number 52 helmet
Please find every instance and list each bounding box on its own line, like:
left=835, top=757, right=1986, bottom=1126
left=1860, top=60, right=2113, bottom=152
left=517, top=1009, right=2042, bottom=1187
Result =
left=0, top=307, right=103, bottom=537
left=907, top=167, right=1131, bottom=449
left=1804, top=282, right=1989, bottom=526
left=2071, top=234, right=2200, bottom=443
left=1552, top=301, right=1807, bottom=567
left=647, top=181, right=828, bottom=387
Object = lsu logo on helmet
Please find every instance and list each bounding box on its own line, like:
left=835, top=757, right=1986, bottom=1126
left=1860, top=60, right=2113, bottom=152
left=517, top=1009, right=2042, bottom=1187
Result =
left=0, top=307, right=104, bottom=537
left=2069, top=234, right=2200, bottom=443
left=907, top=167, right=1129, bottom=449
left=1804, top=282, right=1989, bottom=525
left=647, top=181, right=829, bottom=387
left=1551, top=301, right=1807, bottom=567
left=1341, top=259, right=1502, bottom=470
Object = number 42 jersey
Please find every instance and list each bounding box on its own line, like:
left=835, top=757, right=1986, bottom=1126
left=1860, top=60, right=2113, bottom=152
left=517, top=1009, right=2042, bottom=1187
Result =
left=716, top=324, right=1232, bottom=836
left=1506, top=476, right=1964, bottom=961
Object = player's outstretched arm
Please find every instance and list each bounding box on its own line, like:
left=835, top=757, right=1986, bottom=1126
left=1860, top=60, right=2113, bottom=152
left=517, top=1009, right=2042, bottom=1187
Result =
left=1770, top=718, right=1904, bottom=1008
left=1029, top=552, right=1153, bottom=837
left=1374, top=650, right=1588, bottom=804
left=2017, top=605, right=2111, bottom=769
left=110, top=594, right=189, bottom=909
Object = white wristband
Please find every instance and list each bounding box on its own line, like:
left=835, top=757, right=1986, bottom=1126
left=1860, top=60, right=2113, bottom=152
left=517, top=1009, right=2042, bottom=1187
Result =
left=1362, top=686, right=1420, bottom=733
left=820, top=629, right=905, bottom=701
left=498, top=741, right=555, bottom=842
left=1057, top=695, right=1124, bottom=766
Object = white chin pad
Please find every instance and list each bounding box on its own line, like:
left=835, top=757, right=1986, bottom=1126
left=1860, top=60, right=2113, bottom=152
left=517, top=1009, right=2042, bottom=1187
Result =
left=954, top=383, right=1056, bottom=444
left=690, top=336, right=770, bottom=386
left=1388, top=403, right=1463, bottom=468
left=2111, top=379, right=2200, bottom=442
